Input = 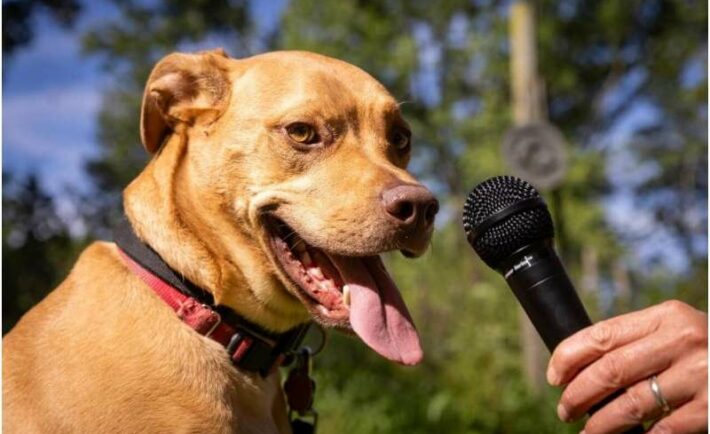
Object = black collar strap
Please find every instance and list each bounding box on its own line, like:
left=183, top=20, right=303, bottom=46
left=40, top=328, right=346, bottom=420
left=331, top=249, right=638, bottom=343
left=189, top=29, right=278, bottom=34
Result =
left=113, top=218, right=311, bottom=376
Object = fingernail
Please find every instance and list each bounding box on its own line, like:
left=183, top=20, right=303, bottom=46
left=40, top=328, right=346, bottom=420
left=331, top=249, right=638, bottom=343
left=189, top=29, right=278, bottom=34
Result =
left=547, top=367, right=561, bottom=385
left=580, top=431, right=586, bottom=434
left=557, top=403, right=570, bottom=422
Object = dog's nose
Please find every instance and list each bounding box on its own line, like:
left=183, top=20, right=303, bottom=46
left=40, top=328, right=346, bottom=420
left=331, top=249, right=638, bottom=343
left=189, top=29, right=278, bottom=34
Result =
left=382, top=184, right=439, bottom=229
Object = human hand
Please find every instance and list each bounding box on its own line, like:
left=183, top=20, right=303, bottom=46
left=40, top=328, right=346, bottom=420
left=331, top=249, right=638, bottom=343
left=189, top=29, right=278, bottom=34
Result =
left=547, top=300, right=707, bottom=434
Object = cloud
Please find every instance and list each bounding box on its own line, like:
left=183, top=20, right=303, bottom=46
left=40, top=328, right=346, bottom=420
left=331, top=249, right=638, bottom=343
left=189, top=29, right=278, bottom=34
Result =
left=2, top=5, right=112, bottom=197
left=3, top=83, right=102, bottom=194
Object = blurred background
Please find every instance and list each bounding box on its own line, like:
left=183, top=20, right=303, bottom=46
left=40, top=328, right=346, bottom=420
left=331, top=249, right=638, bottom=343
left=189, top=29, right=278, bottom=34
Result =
left=3, top=0, right=707, bottom=432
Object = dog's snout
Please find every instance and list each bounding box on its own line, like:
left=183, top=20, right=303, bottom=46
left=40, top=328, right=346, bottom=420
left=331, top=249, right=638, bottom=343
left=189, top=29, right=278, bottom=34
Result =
left=382, top=184, right=439, bottom=229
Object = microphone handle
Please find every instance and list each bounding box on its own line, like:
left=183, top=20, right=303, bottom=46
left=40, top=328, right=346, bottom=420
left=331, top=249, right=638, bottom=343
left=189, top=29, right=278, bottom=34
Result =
left=501, top=242, right=645, bottom=434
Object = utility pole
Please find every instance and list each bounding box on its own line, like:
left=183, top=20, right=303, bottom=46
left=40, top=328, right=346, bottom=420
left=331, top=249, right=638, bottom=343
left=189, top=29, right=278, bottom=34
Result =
left=508, top=0, right=548, bottom=393
left=510, top=1, right=544, bottom=126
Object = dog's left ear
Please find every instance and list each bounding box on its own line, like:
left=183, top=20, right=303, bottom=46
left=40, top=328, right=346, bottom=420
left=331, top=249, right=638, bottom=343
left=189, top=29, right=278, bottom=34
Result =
left=140, top=48, right=231, bottom=153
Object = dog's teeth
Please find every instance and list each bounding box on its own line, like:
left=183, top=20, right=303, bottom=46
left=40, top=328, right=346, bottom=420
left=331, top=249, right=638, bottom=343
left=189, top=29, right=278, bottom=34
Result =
left=308, top=267, right=324, bottom=280
left=300, top=251, right=312, bottom=265
left=343, top=284, right=351, bottom=307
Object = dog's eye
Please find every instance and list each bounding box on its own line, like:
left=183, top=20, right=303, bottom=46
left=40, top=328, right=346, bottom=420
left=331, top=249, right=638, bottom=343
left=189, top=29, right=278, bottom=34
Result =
left=286, top=123, right=319, bottom=145
left=390, top=128, right=411, bottom=152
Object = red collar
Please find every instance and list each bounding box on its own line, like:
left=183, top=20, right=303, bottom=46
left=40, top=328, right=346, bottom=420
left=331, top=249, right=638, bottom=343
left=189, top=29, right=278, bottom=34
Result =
left=117, top=247, right=309, bottom=376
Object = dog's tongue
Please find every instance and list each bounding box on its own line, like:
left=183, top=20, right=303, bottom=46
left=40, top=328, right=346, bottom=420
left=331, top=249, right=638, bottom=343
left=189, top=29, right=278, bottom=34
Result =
left=329, top=255, right=422, bottom=365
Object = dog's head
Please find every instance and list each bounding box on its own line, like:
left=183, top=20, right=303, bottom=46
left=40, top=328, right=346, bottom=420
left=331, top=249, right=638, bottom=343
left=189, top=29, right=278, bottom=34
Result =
left=134, top=49, right=438, bottom=365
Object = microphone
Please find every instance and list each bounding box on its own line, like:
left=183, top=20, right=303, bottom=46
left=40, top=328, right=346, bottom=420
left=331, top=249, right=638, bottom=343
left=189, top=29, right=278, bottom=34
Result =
left=462, top=175, right=590, bottom=349
left=462, top=175, right=643, bottom=433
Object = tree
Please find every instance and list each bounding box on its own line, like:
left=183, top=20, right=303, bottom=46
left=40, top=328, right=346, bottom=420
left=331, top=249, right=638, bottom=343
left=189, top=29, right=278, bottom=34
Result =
left=2, top=173, right=85, bottom=333
left=3, top=0, right=82, bottom=59
left=80, top=0, right=253, bottom=231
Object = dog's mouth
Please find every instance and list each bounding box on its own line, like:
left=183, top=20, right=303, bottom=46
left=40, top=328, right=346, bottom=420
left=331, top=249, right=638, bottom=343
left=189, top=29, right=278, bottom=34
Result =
left=264, top=215, right=423, bottom=365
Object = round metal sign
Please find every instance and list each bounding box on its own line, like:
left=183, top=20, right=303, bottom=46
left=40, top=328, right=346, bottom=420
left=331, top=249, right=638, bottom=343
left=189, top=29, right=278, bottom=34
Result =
left=502, top=123, right=569, bottom=190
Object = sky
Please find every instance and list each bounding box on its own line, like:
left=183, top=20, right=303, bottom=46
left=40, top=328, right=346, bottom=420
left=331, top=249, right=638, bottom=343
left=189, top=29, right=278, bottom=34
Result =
left=3, top=0, right=286, bottom=198
left=2, top=0, right=706, bottom=273
left=3, top=1, right=112, bottom=197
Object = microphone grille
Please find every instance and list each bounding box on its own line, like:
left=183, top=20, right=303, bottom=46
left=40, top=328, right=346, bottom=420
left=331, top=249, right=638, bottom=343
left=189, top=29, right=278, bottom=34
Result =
left=462, top=175, right=554, bottom=269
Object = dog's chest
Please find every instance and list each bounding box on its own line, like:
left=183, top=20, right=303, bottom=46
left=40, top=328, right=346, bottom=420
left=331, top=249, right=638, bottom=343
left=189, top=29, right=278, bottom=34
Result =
left=118, top=354, right=288, bottom=434
left=162, top=343, right=290, bottom=434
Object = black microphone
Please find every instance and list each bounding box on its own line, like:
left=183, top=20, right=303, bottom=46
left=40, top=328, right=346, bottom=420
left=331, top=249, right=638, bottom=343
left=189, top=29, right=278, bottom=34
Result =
left=462, top=175, right=643, bottom=433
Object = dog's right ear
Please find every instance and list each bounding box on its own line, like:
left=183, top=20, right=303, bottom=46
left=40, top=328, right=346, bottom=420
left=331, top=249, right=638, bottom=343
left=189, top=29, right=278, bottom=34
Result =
left=140, top=49, right=231, bottom=153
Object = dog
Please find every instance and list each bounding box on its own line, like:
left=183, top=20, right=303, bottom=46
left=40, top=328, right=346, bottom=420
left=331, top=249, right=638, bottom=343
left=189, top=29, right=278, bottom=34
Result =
left=3, top=49, right=438, bottom=433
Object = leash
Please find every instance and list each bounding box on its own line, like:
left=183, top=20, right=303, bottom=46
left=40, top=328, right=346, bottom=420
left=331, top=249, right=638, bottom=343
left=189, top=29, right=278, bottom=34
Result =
left=113, top=219, right=320, bottom=433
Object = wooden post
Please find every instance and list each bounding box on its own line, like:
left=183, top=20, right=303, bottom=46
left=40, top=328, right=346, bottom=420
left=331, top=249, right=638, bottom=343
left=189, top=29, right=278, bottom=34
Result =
left=510, top=1, right=544, bottom=125
left=509, top=0, right=547, bottom=393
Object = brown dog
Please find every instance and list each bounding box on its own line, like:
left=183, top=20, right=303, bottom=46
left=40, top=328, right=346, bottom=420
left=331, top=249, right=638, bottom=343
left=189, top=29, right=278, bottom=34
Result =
left=3, top=49, right=438, bottom=433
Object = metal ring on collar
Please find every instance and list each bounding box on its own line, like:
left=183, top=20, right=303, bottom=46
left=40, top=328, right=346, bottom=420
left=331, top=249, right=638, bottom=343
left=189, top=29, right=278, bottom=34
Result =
left=307, top=323, right=327, bottom=356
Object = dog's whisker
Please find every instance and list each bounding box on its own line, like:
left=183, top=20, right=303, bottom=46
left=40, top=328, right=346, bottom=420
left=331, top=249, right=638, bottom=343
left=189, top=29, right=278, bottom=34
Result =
left=281, top=231, right=299, bottom=242
left=280, top=231, right=309, bottom=251
left=291, top=239, right=307, bottom=250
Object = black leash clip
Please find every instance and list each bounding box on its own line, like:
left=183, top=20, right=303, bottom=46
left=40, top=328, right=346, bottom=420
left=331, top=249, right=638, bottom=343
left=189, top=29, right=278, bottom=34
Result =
left=285, top=347, right=318, bottom=434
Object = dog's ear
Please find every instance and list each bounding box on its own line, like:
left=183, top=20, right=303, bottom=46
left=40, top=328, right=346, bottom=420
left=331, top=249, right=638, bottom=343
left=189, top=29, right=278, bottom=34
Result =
left=140, top=48, right=231, bottom=153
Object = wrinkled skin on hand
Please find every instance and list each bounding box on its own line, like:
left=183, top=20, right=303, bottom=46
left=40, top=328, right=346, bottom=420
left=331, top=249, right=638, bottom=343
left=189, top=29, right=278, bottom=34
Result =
left=548, top=300, right=707, bottom=434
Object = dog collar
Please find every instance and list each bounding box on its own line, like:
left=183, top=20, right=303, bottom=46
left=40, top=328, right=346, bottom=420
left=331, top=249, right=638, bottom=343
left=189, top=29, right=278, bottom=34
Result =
left=113, top=219, right=311, bottom=377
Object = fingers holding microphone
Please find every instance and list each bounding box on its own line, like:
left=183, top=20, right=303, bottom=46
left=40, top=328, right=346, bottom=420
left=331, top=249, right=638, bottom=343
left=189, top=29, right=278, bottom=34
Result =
left=548, top=300, right=708, bottom=434
left=461, top=177, right=706, bottom=433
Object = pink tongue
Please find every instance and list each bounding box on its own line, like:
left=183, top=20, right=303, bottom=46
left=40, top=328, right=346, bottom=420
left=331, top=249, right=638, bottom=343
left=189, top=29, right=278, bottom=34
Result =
left=329, top=255, right=423, bottom=365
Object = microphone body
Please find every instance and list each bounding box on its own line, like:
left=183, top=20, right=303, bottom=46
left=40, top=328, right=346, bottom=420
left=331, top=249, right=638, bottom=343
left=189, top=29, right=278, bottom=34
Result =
left=463, top=176, right=643, bottom=434
left=499, top=240, right=591, bottom=351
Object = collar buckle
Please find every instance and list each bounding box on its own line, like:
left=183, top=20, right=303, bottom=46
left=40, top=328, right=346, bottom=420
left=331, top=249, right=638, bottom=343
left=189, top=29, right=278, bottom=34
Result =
left=227, top=332, right=273, bottom=375
left=203, top=305, right=221, bottom=338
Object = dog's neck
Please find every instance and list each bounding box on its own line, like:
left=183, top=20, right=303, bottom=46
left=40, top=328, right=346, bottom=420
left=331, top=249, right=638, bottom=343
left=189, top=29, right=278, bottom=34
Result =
left=124, top=131, right=222, bottom=293
left=123, top=132, right=307, bottom=332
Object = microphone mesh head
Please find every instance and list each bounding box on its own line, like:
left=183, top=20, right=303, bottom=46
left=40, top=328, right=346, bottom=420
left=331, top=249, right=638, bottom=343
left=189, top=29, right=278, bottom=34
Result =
left=462, top=176, right=554, bottom=269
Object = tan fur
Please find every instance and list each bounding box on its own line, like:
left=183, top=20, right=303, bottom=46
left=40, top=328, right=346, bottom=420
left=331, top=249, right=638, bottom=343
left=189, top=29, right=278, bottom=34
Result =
left=3, top=49, right=434, bottom=433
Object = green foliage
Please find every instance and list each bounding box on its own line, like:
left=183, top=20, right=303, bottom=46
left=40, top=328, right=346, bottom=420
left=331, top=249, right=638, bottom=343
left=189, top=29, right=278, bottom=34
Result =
left=537, top=0, right=708, bottom=264
left=2, top=173, right=87, bottom=333
left=80, top=0, right=254, bottom=229
left=274, top=1, right=706, bottom=431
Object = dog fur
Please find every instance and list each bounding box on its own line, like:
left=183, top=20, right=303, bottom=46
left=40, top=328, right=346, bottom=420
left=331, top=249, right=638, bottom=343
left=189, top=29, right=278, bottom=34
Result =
left=3, top=49, right=436, bottom=433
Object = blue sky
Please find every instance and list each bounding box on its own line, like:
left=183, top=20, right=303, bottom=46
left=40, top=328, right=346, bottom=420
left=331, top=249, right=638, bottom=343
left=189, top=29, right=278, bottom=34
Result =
left=3, top=1, right=112, bottom=197
left=3, top=0, right=286, bottom=198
